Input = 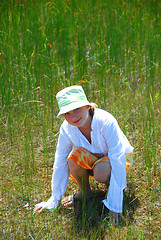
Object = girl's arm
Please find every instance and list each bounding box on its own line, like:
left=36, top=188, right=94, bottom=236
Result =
left=34, top=124, right=72, bottom=212
left=102, top=119, right=133, bottom=214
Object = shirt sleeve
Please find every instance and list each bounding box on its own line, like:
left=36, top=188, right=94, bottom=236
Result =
left=102, top=120, right=133, bottom=213
left=51, top=125, right=73, bottom=201
left=37, top=123, right=73, bottom=211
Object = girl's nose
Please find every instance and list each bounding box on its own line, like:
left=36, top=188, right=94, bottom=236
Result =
left=71, top=110, right=78, bottom=118
left=71, top=112, right=76, bottom=118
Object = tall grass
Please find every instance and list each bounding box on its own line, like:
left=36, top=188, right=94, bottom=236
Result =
left=0, top=0, right=160, bottom=239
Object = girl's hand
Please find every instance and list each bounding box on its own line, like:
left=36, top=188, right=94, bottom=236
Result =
left=109, top=210, right=119, bottom=225
left=109, top=210, right=126, bottom=225
left=33, top=204, right=44, bottom=213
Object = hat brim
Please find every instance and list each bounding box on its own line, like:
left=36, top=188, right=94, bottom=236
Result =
left=57, top=100, right=91, bottom=119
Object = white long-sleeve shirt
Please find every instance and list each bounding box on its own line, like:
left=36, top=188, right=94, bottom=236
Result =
left=37, top=108, right=133, bottom=213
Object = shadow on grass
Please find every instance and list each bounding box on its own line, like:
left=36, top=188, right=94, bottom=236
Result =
left=73, top=190, right=107, bottom=239
left=123, top=182, right=140, bottom=223
left=71, top=183, right=140, bottom=238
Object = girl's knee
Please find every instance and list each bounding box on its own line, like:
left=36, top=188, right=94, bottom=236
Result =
left=93, top=162, right=111, bottom=184
left=94, top=172, right=109, bottom=183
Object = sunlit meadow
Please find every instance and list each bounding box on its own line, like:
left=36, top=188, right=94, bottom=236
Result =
left=0, top=0, right=160, bottom=239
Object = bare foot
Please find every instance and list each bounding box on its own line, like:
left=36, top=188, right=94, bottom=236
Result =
left=62, top=190, right=93, bottom=207
left=61, top=191, right=81, bottom=206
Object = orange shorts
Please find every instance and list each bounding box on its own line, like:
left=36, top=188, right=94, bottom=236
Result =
left=67, top=147, right=133, bottom=182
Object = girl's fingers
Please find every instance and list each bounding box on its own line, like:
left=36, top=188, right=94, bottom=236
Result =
left=33, top=205, right=43, bottom=212
left=38, top=208, right=44, bottom=213
left=120, top=213, right=126, bottom=222
left=109, top=210, right=119, bottom=225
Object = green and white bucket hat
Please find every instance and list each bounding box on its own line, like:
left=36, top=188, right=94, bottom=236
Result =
left=56, top=85, right=91, bottom=119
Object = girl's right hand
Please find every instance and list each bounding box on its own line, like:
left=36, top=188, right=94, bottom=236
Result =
left=33, top=204, right=44, bottom=213
left=33, top=197, right=59, bottom=212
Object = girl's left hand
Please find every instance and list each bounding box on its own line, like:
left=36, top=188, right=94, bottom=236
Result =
left=109, top=210, right=126, bottom=225
left=109, top=210, right=119, bottom=225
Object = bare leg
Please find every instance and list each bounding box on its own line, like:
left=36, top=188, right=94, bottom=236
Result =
left=93, top=161, right=111, bottom=187
left=62, top=159, right=92, bottom=206
left=93, top=162, right=121, bottom=225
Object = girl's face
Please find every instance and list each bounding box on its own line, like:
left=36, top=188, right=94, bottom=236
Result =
left=63, top=105, right=91, bottom=128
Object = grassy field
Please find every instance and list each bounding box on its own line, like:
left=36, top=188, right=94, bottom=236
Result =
left=0, top=0, right=160, bottom=239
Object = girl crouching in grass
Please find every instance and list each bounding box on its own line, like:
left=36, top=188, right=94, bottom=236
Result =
left=34, top=85, right=133, bottom=224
